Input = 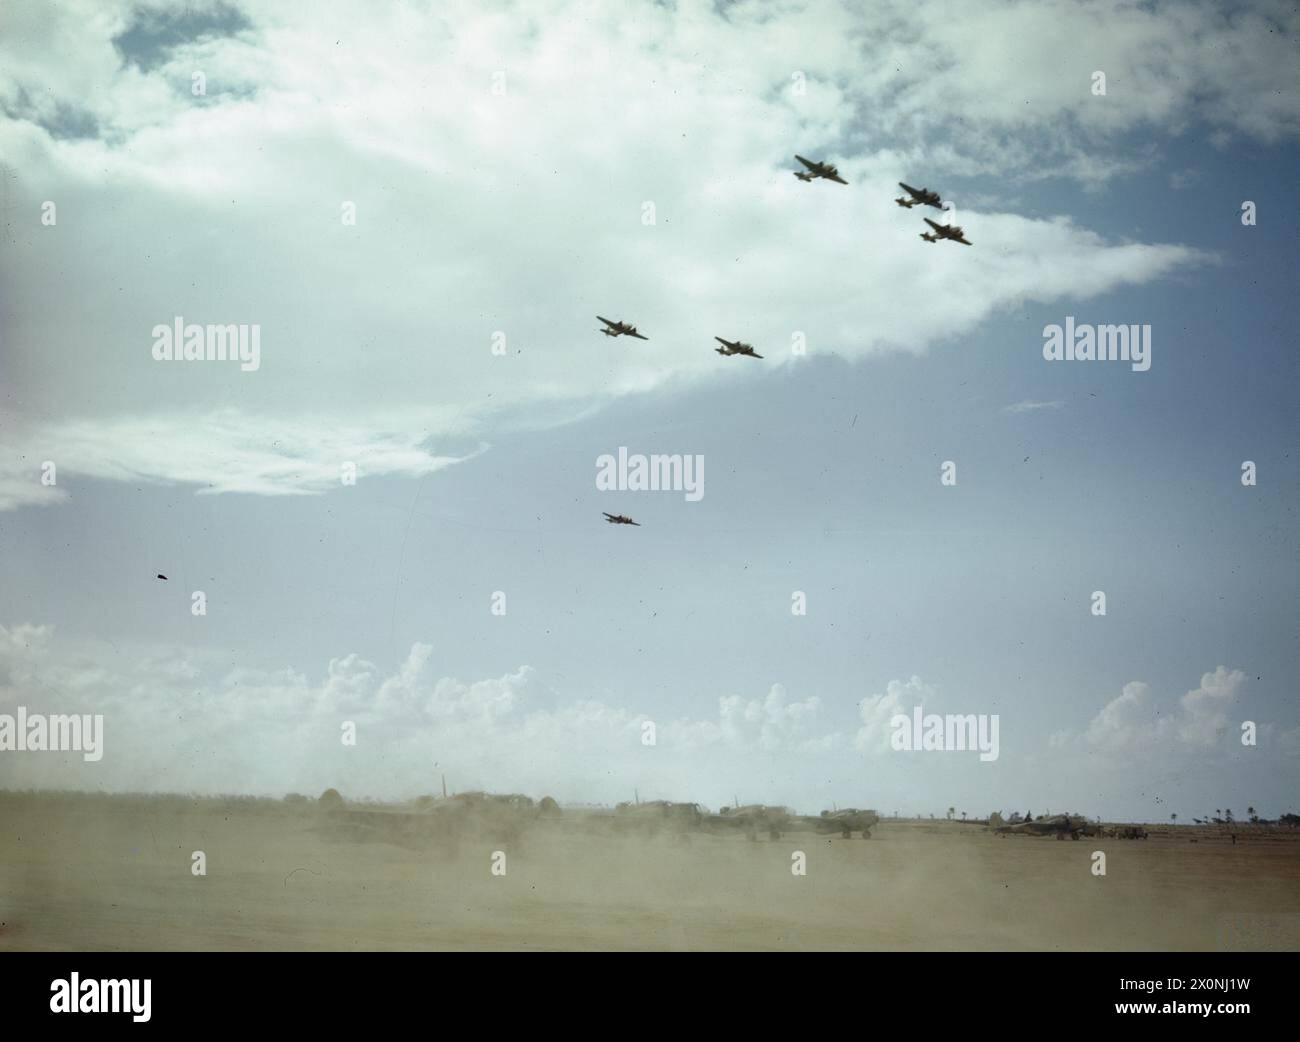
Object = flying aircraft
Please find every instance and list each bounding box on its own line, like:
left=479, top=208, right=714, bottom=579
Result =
left=156, top=574, right=168, bottom=580
left=596, top=316, right=648, bottom=340
left=603, top=512, right=641, bottom=526
left=714, top=336, right=764, bottom=359
left=898, top=181, right=943, bottom=208
left=794, top=155, right=848, bottom=185
left=921, top=217, right=972, bottom=245
left=894, top=196, right=918, bottom=208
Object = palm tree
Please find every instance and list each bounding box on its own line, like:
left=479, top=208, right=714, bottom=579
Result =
left=961, top=811, right=968, bottom=821
left=1170, top=813, right=1177, bottom=825
left=947, top=806, right=955, bottom=820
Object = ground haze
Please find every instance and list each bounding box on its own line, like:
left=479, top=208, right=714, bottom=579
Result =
left=2, top=793, right=1297, bottom=951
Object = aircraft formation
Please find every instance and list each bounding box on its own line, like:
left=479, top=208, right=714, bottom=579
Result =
left=895, top=181, right=970, bottom=244
left=597, top=156, right=967, bottom=528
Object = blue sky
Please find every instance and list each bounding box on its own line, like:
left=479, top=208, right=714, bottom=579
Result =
left=1, top=0, right=1297, bottom=821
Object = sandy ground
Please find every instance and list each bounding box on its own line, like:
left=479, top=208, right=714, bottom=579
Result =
left=2, top=795, right=1298, bottom=950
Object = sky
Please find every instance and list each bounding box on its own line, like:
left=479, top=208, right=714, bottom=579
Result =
left=0, top=0, right=1297, bottom=822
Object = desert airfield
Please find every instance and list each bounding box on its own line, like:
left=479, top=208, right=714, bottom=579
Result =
left=2, top=792, right=1298, bottom=951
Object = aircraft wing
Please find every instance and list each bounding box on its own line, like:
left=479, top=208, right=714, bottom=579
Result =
left=955, top=234, right=972, bottom=245
left=900, top=182, right=920, bottom=197
left=825, top=172, right=848, bottom=184
left=596, top=315, right=616, bottom=328
left=924, top=218, right=943, bottom=232
left=795, top=155, right=818, bottom=171
left=751, top=351, right=765, bottom=359
left=714, top=336, right=737, bottom=349
left=627, top=331, right=648, bottom=340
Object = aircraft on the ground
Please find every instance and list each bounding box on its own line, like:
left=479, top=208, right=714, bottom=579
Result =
left=712, top=804, right=793, bottom=840
left=898, top=181, right=943, bottom=208
left=794, top=155, right=848, bottom=185
left=603, top=512, right=641, bottom=526
left=614, top=800, right=705, bottom=834
left=316, top=789, right=555, bottom=849
left=991, top=812, right=1089, bottom=840
left=921, top=217, right=972, bottom=245
left=803, top=808, right=880, bottom=839
left=597, top=316, right=648, bottom=340
left=714, top=336, right=763, bottom=359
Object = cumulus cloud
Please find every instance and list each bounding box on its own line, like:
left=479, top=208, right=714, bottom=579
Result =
left=1055, top=666, right=1251, bottom=753
left=1174, top=666, right=1248, bottom=746
left=0, top=623, right=847, bottom=805
left=678, top=683, right=836, bottom=753
left=4, top=624, right=1288, bottom=813
left=855, top=675, right=939, bottom=751
left=0, top=0, right=1253, bottom=509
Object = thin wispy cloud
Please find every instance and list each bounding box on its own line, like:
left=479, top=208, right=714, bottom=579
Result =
left=1002, top=399, right=1066, bottom=414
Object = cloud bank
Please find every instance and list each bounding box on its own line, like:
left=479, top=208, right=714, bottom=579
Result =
left=4, top=0, right=1275, bottom=508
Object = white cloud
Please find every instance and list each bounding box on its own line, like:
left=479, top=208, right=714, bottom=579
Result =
left=0, top=623, right=844, bottom=805
left=1064, top=666, right=1250, bottom=752
left=1084, top=679, right=1154, bottom=749
left=0, top=410, right=478, bottom=510
left=1175, top=665, right=1247, bottom=747
left=0, top=0, right=1254, bottom=509
left=870, top=0, right=1300, bottom=152
left=855, top=675, right=938, bottom=751
left=3, top=625, right=1289, bottom=814
left=677, top=683, right=836, bottom=753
